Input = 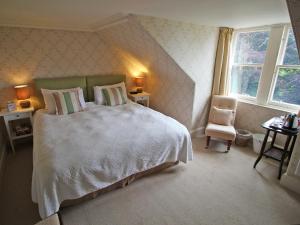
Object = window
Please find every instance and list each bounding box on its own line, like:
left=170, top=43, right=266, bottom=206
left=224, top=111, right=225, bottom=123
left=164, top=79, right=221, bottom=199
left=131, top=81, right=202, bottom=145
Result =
left=230, top=30, right=270, bottom=98
left=271, top=28, right=300, bottom=106
left=229, top=25, right=300, bottom=109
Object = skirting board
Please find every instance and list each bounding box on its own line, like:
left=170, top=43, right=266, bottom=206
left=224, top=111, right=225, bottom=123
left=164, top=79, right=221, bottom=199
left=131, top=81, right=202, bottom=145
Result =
left=190, top=127, right=205, bottom=138
left=280, top=173, right=300, bottom=195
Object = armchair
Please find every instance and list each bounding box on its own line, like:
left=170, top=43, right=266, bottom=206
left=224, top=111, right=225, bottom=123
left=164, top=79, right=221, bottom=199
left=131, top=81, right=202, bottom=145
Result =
left=205, top=95, right=237, bottom=152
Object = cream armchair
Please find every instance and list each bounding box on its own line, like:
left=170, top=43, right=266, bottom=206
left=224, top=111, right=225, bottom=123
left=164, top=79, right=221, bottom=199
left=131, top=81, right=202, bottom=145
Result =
left=205, top=95, right=237, bottom=152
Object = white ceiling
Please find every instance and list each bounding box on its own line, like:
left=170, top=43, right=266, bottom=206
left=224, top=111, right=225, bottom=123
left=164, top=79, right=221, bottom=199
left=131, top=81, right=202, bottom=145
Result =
left=0, top=0, right=290, bottom=31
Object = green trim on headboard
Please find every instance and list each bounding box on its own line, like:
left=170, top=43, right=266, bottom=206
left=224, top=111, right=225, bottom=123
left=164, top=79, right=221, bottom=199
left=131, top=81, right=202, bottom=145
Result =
left=34, top=76, right=87, bottom=107
left=86, top=74, right=126, bottom=101
left=33, top=75, right=126, bottom=108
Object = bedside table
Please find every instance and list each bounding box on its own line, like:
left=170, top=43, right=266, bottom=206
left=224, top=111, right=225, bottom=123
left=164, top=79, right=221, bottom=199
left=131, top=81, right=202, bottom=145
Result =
left=128, top=92, right=150, bottom=107
left=0, top=107, right=34, bottom=154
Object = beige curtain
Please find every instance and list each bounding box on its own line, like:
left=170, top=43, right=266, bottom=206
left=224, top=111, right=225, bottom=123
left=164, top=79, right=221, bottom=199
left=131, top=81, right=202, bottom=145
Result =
left=212, top=27, right=234, bottom=95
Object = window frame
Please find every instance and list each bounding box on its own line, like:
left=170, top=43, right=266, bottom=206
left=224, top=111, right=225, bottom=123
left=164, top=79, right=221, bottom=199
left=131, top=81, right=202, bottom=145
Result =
left=267, top=26, right=300, bottom=110
left=228, top=24, right=300, bottom=111
left=228, top=27, right=271, bottom=102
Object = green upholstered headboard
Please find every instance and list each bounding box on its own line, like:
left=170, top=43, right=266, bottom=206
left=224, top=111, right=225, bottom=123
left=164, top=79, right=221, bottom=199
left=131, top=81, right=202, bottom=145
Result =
left=34, top=76, right=87, bottom=107
left=33, top=75, right=126, bottom=107
left=86, top=74, right=126, bottom=101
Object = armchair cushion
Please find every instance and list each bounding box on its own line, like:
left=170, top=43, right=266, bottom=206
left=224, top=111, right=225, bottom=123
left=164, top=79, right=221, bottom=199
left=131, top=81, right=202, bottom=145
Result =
left=205, top=123, right=236, bottom=141
left=211, top=106, right=234, bottom=126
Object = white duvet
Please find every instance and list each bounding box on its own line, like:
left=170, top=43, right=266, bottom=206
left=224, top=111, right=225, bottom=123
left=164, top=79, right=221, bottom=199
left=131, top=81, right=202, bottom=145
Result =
left=32, top=102, right=193, bottom=218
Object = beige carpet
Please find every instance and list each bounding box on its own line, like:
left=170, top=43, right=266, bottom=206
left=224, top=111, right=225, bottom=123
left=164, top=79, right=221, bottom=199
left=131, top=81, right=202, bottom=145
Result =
left=1, top=138, right=300, bottom=225
left=0, top=142, right=40, bottom=225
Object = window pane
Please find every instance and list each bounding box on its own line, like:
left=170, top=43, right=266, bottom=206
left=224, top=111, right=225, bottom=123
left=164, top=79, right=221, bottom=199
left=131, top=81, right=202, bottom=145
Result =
left=272, top=68, right=300, bottom=105
left=283, top=29, right=300, bottom=65
left=230, top=66, right=261, bottom=97
left=234, top=31, right=270, bottom=64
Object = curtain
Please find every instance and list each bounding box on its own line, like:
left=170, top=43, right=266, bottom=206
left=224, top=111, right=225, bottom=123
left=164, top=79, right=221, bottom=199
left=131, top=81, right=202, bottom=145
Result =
left=212, top=27, right=234, bottom=95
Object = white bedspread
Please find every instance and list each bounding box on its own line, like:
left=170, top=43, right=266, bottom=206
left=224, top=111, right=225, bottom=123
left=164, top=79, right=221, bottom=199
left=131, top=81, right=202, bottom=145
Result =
left=32, top=102, right=193, bottom=218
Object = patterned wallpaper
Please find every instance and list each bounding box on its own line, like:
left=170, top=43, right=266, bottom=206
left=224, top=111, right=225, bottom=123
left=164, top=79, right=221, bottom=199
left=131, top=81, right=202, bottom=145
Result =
left=1, top=16, right=297, bottom=176
left=137, top=15, right=219, bottom=130
left=287, top=138, right=300, bottom=179
left=0, top=15, right=219, bottom=130
left=235, top=102, right=287, bottom=134
left=286, top=1, right=300, bottom=180
left=236, top=101, right=300, bottom=180
left=235, top=101, right=289, bottom=145
left=98, top=16, right=195, bottom=128
left=0, top=26, right=127, bottom=106
left=0, top=17, right=202, bottom=129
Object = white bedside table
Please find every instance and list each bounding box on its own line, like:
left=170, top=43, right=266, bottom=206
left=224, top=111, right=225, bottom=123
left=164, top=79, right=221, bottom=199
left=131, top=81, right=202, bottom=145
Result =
left=0, top=107, right=34, bottom=154
left=128, top=92, right=150, bottom=107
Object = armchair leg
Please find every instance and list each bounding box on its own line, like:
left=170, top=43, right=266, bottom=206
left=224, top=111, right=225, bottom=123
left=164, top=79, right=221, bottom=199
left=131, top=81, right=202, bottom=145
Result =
left=205, top=136, right=211, bottom=149
left=226, top=140, right=232, bottom=153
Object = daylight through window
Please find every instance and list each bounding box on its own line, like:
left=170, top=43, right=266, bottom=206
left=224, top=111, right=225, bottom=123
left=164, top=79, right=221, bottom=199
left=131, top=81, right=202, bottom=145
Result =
left=271, top=28, right=300, bottom=106
left=230, top=30, right=270, bottom=98
left=229, top=25, right=300, bottom=109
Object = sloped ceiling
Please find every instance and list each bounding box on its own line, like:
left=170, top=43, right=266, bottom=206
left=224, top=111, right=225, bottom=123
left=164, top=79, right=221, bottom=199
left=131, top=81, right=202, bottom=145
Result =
left=0, top=0, right=289, bottom=31
left=97, top=17, right=196, bottom=128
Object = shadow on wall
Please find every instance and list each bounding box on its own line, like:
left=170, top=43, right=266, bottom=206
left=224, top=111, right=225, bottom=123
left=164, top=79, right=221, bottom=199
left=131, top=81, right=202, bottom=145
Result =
left=235, top=101, right=289, bottom=146
left=0, top=26, right=127, bottom=106
left=0, top=120, right=7, bottom=189
left=0, top=87, right=15, bottom=109
left=97, top=16, right=195, bottom=129
left=0, top=16, right=196, bottom=129
left=136, top=15, right=219, bottom=131
left=116, top=49, right=149, bottom=77
left=112, top=48, right=149, bottom=90
left=191, top=96, right=212, bottom=131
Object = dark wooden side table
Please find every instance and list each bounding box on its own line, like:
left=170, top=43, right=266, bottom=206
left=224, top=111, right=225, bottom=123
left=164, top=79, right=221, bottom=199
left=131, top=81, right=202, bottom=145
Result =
left=253, top=117, right=299, bottom=179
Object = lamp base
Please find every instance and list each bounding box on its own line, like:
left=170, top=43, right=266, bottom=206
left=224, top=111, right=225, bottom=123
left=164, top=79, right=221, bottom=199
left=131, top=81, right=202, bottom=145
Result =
left=136, top=87, right=143, bottom=93
left=20, top=100, right=31, bottom=108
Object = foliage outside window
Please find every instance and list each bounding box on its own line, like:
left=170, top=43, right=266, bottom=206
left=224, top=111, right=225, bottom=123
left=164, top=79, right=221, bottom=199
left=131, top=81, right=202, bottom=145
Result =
left=271, top=29, right=300, bottom=106
left=230, top=31, right=270, bottom=98
left=229, top=25, right=300, bottom=109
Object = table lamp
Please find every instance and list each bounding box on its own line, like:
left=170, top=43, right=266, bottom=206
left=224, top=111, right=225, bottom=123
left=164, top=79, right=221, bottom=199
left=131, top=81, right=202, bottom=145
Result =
left=135, top=76, right=145, bottom=93
left=15, top=84, right=31, bottom=108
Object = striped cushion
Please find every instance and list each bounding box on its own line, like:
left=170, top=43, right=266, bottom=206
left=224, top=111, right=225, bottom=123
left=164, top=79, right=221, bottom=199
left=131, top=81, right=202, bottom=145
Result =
left=52, top=90, right=83, bottom=115
left=102, top=87, right=127, bottom=106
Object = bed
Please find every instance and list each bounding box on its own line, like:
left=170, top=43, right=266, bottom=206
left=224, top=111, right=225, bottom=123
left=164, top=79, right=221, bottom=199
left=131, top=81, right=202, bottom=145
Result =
left=31, top=75, right=193, bottom=218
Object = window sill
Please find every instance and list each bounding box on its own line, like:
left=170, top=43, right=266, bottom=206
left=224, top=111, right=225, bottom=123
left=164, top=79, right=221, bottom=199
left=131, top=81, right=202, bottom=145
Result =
left=237, top=98, right=298, bottom=114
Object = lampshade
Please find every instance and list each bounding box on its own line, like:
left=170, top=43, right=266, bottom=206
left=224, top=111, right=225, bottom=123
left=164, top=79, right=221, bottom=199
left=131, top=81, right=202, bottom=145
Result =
left=135, top=76, right=145, bottom=87
left=15, top=84, right=30, bottom=100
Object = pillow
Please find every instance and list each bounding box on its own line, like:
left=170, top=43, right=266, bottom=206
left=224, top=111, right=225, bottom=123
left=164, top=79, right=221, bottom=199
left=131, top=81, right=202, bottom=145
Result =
left=101, top=86, right=127, bottom=106
left=52, top=90, right=83, bottom=115
left=211, top=106, right=234, bottom=126
left=94, top=82, right=127, bottom=105
left=41, top=87, right=86, bottom=114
